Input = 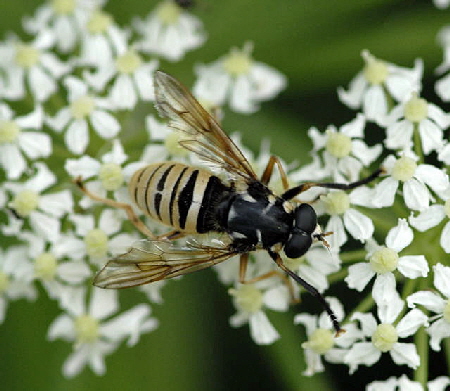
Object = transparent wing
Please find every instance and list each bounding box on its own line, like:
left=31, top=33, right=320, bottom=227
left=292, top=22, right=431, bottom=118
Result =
left=154, top=70, right=257, bottom=181
left=93, top=239, right=238, bottom=289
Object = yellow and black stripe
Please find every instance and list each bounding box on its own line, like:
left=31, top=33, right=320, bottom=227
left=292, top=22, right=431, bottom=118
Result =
left=129, top=162, right=230, bottom=233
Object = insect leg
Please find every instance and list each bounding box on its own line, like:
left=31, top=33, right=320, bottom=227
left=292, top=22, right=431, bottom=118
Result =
left=156, top=229, right=186, bottom=241
left=238, top=252, right=249, bottom=283
left=74, top=177, right=157, bottom=239
left=269, top=250, right=343, bottom=336
left=282, top=168, right=384, bottom=200
left=260, top=155, right=290, bottom=190
left=237, top=251, right=298, bottom=302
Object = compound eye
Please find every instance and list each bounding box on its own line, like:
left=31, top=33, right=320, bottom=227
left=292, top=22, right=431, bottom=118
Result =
left=284, top=232, right=312, bottom=259
left=294, top=203, right=317, bottom=234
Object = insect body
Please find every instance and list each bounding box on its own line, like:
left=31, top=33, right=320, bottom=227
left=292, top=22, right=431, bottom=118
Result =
left=129, top=162, right=229, bottom=234
left=77, top=71, right=383, bottom=334
left=129, top=160, right=317, bottom=257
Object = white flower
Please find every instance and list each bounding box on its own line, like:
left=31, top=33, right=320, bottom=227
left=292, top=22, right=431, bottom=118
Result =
left=320, top=189, right=375, bottom=249
left=344, top=297, right=428, bottom=373
left=22, top=0, right=104, bottom=53
left=435, top=26, right=450, bottom=100
left=65, top=139, right=145, bottom=208
left=384, top=93, right=450, bottom=154
left=58, top=208, right=137, bottom=267
left=48, top=286, right=157, bottom=377
left=229, top=284, right=281, bottom=345
left=367, top=375, right=450, bottom=391
left=438, top=141, right=450, bottom=165
left=16, top=231, right=92, bottom=300
left=133, top=0, right=206, bottom=61
left=407, top=263, right=450, bottom=352
left=294, top=298, right=362, bottom=376
left=0, top=30, right=70, bottom=102
left=285, top=246, right=340, bottom=295
left=368, top=152, right=450, bottom=211
left=83, top=43, right=158, bottom=110
left=140, top=115, right=191, bottom=164
left=46, top=76, right=120, bottom=154
left=338, top=50, right=423, bottom=126
left=78, top=10, right=130, bottom=68
left=193, top=42, right=287, bottom=113
left=228, top=263, right=290, bottom=345
left=0, top=246, right=38, bottom=324
left=345, top=219, right=429, bottom=295
left=408, top=198, right=450, bottom=253
left=304, top=114, right=382, bottom=183
left=0, top=103, right=51, bottom=179
left=434, top=0, right=450, bottom=8
left=3, top=163, right=73, bottom=242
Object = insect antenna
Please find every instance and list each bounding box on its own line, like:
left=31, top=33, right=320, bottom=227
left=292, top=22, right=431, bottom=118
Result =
left=269, top=250, right=344, bottom=336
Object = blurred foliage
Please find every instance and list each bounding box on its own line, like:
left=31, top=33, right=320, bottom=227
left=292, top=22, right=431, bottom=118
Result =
left=1, top=1, right=449, bottom=390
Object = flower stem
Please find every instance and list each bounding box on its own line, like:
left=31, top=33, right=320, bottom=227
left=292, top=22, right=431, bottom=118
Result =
left=413, top=276, right=429, bottom=387
left=340, top=250, right=366, bottom=264
left=414, top=326, right=428, bottom=387
left=445, top=337, right=450, bottom=375
left=413, top=125, right=424, bottom=164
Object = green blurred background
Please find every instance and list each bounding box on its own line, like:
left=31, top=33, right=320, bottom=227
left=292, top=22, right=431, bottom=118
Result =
left=0, top=1, right=449, bottom=390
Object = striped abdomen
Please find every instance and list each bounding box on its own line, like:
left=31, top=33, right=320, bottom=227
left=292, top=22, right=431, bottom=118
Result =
left=129, top=162, right=230, bottom=233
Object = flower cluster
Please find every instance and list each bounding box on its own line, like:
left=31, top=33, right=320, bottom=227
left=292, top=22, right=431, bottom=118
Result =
left=0, top=0, right=449, bottom=389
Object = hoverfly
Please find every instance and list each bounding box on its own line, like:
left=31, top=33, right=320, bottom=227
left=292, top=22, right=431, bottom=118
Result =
left=76, top=71, right=383, bottom=335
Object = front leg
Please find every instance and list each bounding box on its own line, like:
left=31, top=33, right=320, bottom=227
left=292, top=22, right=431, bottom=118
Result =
left=268, top=250, right=343, bottom=336
left=281, top=168, right=384, bottom=201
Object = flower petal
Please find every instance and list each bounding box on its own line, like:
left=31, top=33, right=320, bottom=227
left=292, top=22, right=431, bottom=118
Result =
left=343, top=208, right=374, bottom=241
left=249, top=311, right=280, bottom=345
left=390, top=342, right=420, bottom=368
left=396, top=309, right=428, bottom=338
left=386, top=219, right=413, bottom=252
left=397, top=255, right=429, bottom=278
left=90, top=110, right=120, bottom=139
left=434, top=263, right=450, bottom=298
left=345, top=262, right=375, bottom=292
left=408, top=205, right=445, bottom=232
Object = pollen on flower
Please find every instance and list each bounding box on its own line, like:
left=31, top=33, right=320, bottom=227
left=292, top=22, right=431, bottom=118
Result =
left=229, top=284, right=263, bottom=314
left=34, top=252, right=58, bottom=281
left=443, top=300, right=450, bottom=323
left=70, top=95, right=95, bottom=120
left=404, top=94, right=428, bottom=123
left=87, top=10, right=113, bottom=34
left=302, top=328, right=334, bottom=354
left=372, top=323, right=398, bottom=352
left=391, top=156, right=417, bottom=182
left=370, top=246, right=399, bottom=273
left=84, top=228, right=108, bottom=260
left=75, top=314, right=100, bottom=343
left=52, top=0, right=76, bottom=15
left=0, top=120, right=20, bottom=144
left=156, top=1, right=182, bottom=25
left=99, top=163, right=124, bottom=191
left=10, top=189, right=40, bottom=217
left=15, top=44, right=40, bottom=68
left=115, top=49, right=142, bottom=74
left=321, top=191, right=350, bottom=216
left=362, top=51, right=389, bottom=85
left=325, top=131, right=352, bottom=158
left=223, top=45, right=253, bottom=77
left=0, top=272, right=10, bottom=293
left=164, top=131, right=189, bottom=157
